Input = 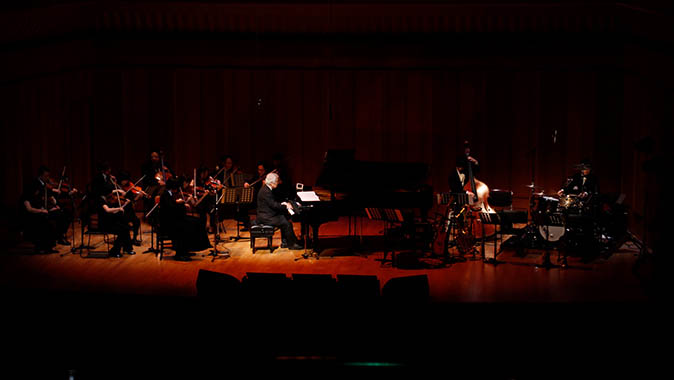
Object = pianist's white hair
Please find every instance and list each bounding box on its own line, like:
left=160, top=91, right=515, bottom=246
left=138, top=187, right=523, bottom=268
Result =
left=265, top=172, right=279, bottom=186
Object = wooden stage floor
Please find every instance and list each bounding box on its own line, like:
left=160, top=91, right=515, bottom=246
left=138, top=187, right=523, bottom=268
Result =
left=0, top=216, right=651, bottom=302
left=1, top=216, right=664, bottom=374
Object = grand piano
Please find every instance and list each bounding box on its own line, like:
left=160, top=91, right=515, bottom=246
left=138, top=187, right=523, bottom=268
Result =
left=293, top=149, right=434, bottom=252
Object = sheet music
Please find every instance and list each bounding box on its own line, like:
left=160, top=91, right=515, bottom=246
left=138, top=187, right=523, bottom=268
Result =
left=297, top=191, right=320, bottom=202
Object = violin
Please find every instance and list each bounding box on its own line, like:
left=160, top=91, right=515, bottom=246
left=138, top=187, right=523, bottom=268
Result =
left=245, top=169, right=277, bottom=188
left=105, top=192, right=130, bottom=208
left=204, top=177, right=223, bottom=190
left=122, top=181, right=149, bottom=198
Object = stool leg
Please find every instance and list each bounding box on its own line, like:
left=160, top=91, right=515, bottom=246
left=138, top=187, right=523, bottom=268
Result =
left=269, top=236, right=274, bottom=253
left=251, top=237, right=256, bottom=253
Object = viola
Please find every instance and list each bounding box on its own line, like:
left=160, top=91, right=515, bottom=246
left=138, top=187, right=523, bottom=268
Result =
left=154, top=166, right=173, bottom=182
left=105, top=192, right=130, bottom=208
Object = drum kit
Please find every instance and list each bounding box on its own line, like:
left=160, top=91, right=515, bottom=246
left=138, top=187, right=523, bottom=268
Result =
left=521, top=182, right=595, bottom=252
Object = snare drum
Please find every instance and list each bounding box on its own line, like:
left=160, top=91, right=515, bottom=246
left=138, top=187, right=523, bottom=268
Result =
left=532, top=195, right=560, bottom=215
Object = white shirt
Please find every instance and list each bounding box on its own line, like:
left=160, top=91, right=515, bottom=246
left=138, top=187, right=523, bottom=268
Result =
left=457, top=169, right=466, bottom=186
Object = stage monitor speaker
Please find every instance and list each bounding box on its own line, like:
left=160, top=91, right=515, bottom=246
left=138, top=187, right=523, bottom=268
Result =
left=336, top=274, right=381, bottom=300
left=242, top=272, right=291, bottom=302
left=195, top=269, right=241, bottom=300
left=382, top=275, right=429, bottom=303
left=291, top=273, right=337, bottom=302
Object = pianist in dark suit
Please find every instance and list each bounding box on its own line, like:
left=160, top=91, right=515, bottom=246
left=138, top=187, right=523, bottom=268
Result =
left=256, top=172, right=303, bottom=250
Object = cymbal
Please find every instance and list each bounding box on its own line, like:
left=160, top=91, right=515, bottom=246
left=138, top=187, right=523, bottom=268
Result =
left=524, top=184, right=543, bottom=189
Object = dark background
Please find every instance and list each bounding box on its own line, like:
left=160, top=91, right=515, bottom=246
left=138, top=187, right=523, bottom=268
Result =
left=1, top=1, right=671, bottom=249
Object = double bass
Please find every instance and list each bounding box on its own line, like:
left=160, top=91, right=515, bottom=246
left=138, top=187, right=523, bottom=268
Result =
left=458, top=146, right=495, bottom=248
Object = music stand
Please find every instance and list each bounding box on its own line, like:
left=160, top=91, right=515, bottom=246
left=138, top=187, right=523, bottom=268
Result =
left=366, top=208, right=407, bottom=267
left=230, top=187, right=254, bottom=242
left=535, top=213, right=564, bottom=269
left=143, top=202, right=160, bottom=255
left=208, top=188, right=232, bottom=261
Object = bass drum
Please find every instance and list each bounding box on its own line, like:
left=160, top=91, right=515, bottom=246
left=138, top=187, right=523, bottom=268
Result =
left=538, top=225, right=565, bottom=242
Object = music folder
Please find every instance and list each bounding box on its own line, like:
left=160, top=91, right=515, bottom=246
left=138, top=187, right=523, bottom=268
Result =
left=297, top=191, right=320, bottom=202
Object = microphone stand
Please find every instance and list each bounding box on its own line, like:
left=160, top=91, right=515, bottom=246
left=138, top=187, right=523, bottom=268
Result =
left=207, top=190, right=230, bottom=261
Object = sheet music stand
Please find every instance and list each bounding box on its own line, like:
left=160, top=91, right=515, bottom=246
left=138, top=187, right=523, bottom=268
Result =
left=365, top=208, right=407, bottom=267
left=208, top=189, right=231, bottom=261
left=480, top=212, right=503, bottom=265
left=535, top=213, right=564, bottom=269
left=230, top=187, right=254, bottom=241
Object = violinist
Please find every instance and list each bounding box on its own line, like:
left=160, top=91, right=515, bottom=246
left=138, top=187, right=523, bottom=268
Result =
left=194, top=166, right=219, bottom=233
left=213, top=155, right=238, bottom=187
left=91, top=162, right=117, bottom=201
left=159, top=178, right=212, bottom=261
left=99, top=190, right=135, bottom=258
left=243, top=161, right=270, bottom=224
left=141, top=150, right=173, bottom=214
left=30, top=165, right=71, bottom=245
left=19, top=183, right=59, bottom=253
left=116, top=171, right=143, bottom=246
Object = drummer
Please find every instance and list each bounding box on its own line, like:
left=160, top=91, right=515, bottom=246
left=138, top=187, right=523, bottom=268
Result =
left=557, top=159, right=599, bottom=200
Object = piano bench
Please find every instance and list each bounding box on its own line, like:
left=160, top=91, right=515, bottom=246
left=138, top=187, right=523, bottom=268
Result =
left=250, top=224, right=278, bottom=253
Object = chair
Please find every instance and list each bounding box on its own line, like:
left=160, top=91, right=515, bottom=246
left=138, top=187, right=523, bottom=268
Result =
left=148, top=210, right=172, bottom=260
left=249, top=220, right=279, bottom=253
left=82, top=213, right=115, bottom=258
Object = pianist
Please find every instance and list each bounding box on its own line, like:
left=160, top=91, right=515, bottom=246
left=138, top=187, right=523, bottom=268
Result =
left=256, top=172, right=303, bottom=250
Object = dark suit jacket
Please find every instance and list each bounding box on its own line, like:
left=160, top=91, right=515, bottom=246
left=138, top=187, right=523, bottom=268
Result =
left=256, top=184, right=287, bottom=224
left=448, top=169, right=468, bottom=194
left=91, top=173, right=115, bottom=201
left=564, top=172, right=599, bottom=195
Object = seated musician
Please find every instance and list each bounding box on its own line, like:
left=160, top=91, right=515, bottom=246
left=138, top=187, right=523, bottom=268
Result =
left=28, top=165, right=71, bottom=245
left=160, top=178, right=212, bottom=261
left=194, top=166, right=218, bottom=233
left=141, top=150, right=173, bottom=215
left=256, top=172, right=303, bottom=250
left=100, top=191, right=135, bottom=258
left=244, top=161, right=268, bottom=205
left=214, top=155, right=238, bottom=187
left=557, top=159, right=599, bottom=200
left=116, top=171, right=142, bottom=246
left=19, top=184, right=59, bottom=253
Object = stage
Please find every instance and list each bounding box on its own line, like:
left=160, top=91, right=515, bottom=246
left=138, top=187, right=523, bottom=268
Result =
left=1, top=216, right=662, bottom=376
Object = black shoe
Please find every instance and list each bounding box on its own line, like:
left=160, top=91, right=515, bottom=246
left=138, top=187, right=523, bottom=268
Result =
left=289, top=243, right=303, bottom=250
left=174, top=255, right=191, bottom=262
left=109, top=251, right=122, bottom=258
left=125, top=249, right=136, bottom=255
left=281, top=240, right=289, bottom=248
left=58, top=239, right=71, bottom=246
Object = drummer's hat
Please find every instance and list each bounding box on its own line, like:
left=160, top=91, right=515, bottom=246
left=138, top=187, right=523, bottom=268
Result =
left=574, top=158, right=592, bottom=170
